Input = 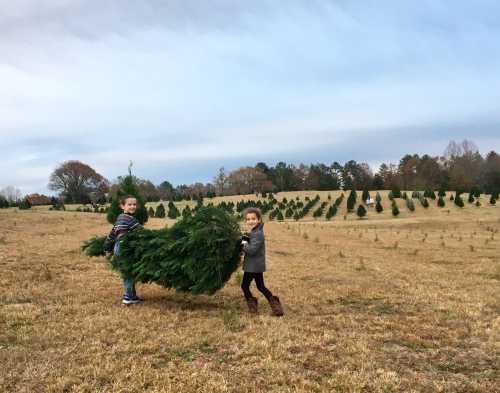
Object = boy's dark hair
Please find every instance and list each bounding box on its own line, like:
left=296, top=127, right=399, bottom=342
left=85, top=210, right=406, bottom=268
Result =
left=243, top=207, right=262, bottom=221
left=120, top=194, right=137, bottom=205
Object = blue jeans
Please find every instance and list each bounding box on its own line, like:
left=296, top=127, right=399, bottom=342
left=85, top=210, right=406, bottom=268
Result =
left=114, top=241, right=136, bottom=298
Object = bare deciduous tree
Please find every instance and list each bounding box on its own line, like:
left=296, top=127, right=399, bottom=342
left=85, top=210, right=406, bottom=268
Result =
left=48, top=160, right=108, bottom=203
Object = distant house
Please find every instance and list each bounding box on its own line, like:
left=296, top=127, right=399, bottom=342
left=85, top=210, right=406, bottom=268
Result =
left=26, top=193, right=52, bottom=206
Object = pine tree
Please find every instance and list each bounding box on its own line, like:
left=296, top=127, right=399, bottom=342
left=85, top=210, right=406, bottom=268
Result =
left=107, top=174, right=148, bottom=225
left=392, top=201, right=400, bottom=217
left=420, top=197, right=429, bottom=208
left=148, top=206, right=155, bottom=217
left=438, top=187, right=446, bottom=197
left=450, top=194, right=455, bottom=201
left=356, top=204, right=367, bottom=219
left=82, top=206, right=242, bottom=295
left=0, top=196, right=8, bottom=208
left=155, top=203, right=166, bottom=218
left=391, top=185, right=401, bottom=198
left=388, top=191, right=394, bottom=201
left=51, top=198, right=65, bottom=211
left=168, top=201, right=180, bottom=219
left=18, top=198, right=31, bottom=210
left=326, top=204, right=338, bottom=220
left=347, top=189, right=357, bottom=212
left=285, top=207, right=294, bottom=218
left=362, top=188, right=370, bottom=203
left=472, top=187, right=481, bottom=198
left=376, top=200, right=384, bottom=213
left=454, top=194, right=464, bottom=208
left=375, top=192, right=382, bottom=204
left=276, top=210, right=284, bottom=221
left=182, top=205, right=192, bottom=218
left=437, top=196, right=445, bottom=208
left=293, top=211, right=300, bottom=221
left=406, top=197, right=415, bottom=212
left=490, top=195, right=497, bottom=205
left=429, top=190, right=436, bottom=200
left=468, top=193, right=475, bottom=204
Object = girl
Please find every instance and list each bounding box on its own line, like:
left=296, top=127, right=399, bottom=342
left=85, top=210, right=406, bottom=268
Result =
left=241, top=207, right=284, bottom=316
left=104, top=195, right=143, bottom=305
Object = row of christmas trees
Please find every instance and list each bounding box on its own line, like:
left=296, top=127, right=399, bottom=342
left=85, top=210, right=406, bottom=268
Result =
left=138, top=186, right=500, bottom=222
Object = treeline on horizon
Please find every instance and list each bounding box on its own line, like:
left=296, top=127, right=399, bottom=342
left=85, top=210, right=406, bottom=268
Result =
left=1, top=139, right=500, bottom=206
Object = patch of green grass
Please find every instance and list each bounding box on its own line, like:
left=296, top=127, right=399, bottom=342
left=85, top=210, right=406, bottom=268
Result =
left=339, top=295, right=399, bottom=315
left=174, top=350, right=196, bottom=362
left=216, top=351, right=234, bottom=363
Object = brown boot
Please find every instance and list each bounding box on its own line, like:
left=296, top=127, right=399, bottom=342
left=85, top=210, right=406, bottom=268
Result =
left=246, top=296, right=258, bottom=314
left=268, top=296, right=284, bottom=316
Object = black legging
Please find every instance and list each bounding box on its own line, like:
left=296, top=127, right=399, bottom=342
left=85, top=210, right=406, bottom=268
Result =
left=241, top=272, right=273, bottom=300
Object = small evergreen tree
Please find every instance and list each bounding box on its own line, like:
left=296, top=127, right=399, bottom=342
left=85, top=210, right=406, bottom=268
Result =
left=51, top=198, right=65, bottom=211
left=391, top=201, right=400, bottom=217
left=276, top=210, right=284, bottom=221
left=468, top=193, right=475, bottom=204
left=437, top=196, right=445, bottom=208
left=362, top=188, right=370, bottom=203
left=438, top=187, right=446, bottom=197
left=388, top=191, right=394, bottom=201
left=293, top=211, right=300, bottom=221
left=406, top=197, right=415, bottom=212
left=356, top=204, right=367, bottom=219
left=326, top=204, right=338, bottom=220
left=285, top=207, right=294, bottom=218
left=148, top=206, right=155, bottom=217
left=182, top=205, right=192, bottom=218
left=376, top=200, right=384, bottom=213
left=420, top=197, right=429, bottom=208
left=168, top=201, right=180, bottom=219
left=155, top=203, right=166, bottom=218
left=0, top=196, right=9, bottom=208
left=375, top=192, right=382, bottom=204
left=454, top=194, right=464, bottom=208
left=391, top=185, right=401, bottom=198
left=450, top=194, right=455, bottom=201
left=471, top=187, right=481, bottom=198
left=18, top=198, right=31, bottom=210
left=107, top=173, right=148, bottom=225
left=347, top=189, right=357, bottom=212
left=490, top=195, right=497, bottom=205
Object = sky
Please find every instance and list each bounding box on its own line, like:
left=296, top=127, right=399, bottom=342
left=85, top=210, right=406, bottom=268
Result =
left=1, top=0, right=500, bottom=194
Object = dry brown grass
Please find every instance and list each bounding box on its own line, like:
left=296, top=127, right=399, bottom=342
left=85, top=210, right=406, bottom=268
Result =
left=1, top=199, right=499, bottom=392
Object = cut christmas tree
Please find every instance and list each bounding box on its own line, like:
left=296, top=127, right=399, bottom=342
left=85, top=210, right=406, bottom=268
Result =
left=82, top=206, right=242, bottom=295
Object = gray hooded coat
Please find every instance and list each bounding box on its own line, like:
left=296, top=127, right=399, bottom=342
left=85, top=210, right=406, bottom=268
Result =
left=242, top=222, right=266, bottom=273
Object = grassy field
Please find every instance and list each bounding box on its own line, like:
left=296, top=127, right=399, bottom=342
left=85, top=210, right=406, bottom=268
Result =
left=1, top=192, right=499, bottom=392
